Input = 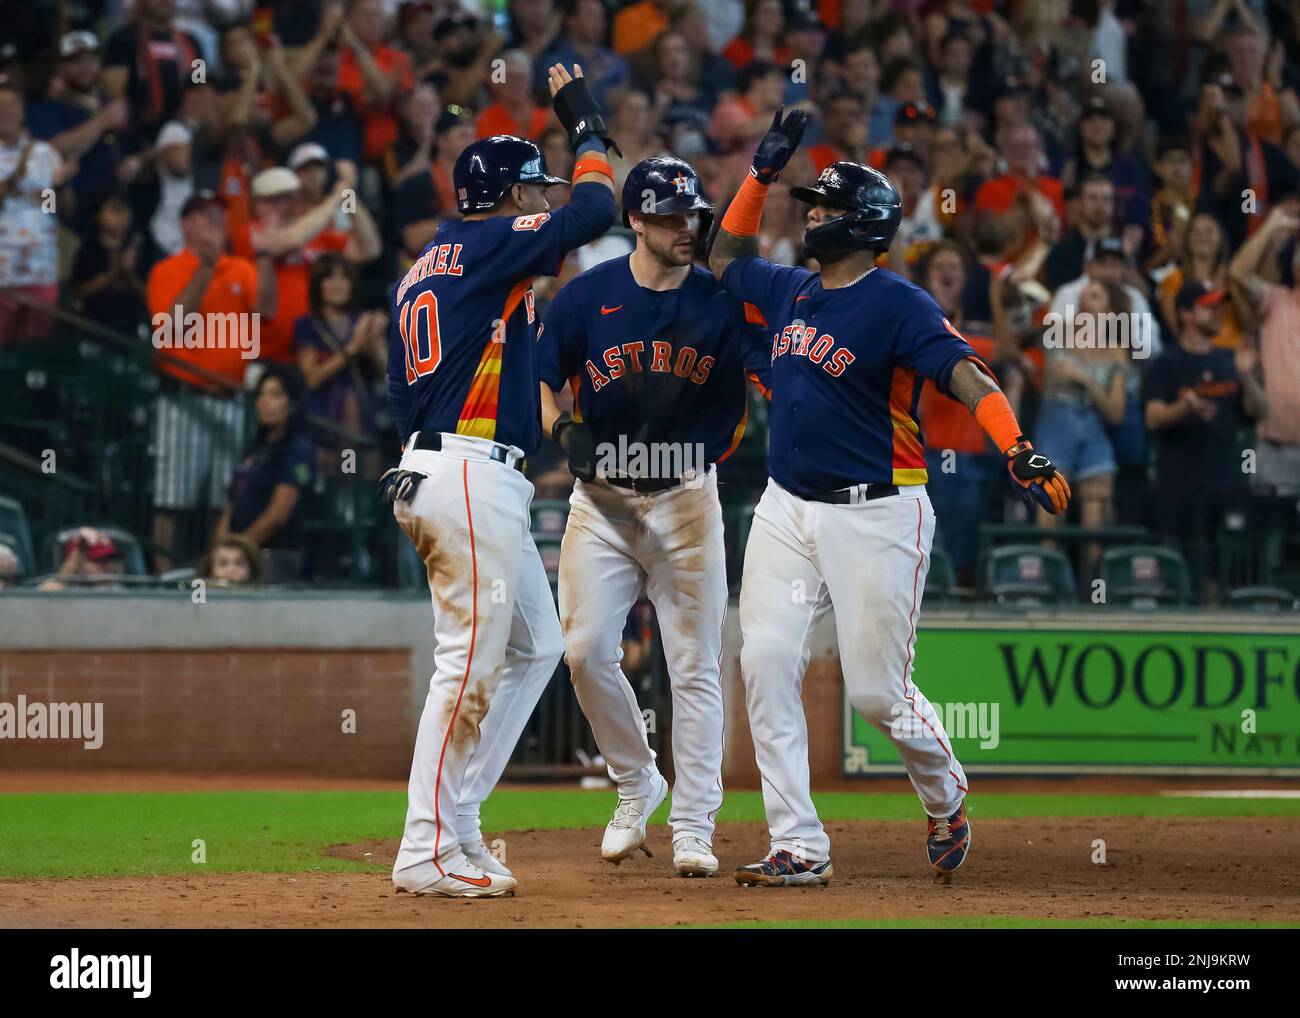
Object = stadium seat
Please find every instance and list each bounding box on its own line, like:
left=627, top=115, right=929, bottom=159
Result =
left=42, top=526, right=148, bottom=577
left=396, top=539, right=425, bottom=591
left=982, top=544, right=1077, bottom=606
left=0, top=532, right=26, bottom=582
left=1099, top=545, right=1191, bottom=608
left=534, top=536, right=563, bottom=581
left=1227, top=586, right=1300, bottom=611
left=0, top=495, right=36, bottom=574
left=530, top=499, right=571, bottom=537
left=724, top=501, right=758, bottom=591
left=924, top=543, right=958, bottom=604
left=261, top=549, right=305, bottom=584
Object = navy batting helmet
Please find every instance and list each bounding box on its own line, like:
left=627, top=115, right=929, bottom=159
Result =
left=621, top=156, right=713, bottom=228
left=790, top=161, right=902, bottom=258
left=453, top=135, right=569, bottom=215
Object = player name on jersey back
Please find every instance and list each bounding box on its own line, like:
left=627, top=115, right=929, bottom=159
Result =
left=396, top=242, right=465, bottom=304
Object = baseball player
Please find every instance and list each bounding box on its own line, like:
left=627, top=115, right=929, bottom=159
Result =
left=382, top=65, right=618, bottom=898
left=708, top=110, right=1072, bottom=886
left=537, top=156, right=770, bottom=878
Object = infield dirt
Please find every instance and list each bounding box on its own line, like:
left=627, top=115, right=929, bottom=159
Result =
left=2, top=816, right=1297, bottom=928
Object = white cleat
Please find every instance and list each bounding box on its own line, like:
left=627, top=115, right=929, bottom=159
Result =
left=463, top=838, right=514, bottom=879
left=405, top=855, right=517, bottom=898
left=601, top=773, right=669, bottom=864
left=673, top=836, right=718, bottom=877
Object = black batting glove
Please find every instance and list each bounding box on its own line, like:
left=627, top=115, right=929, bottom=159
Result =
left=750, top=106, right=809, bottom=184
left=379, top=467, right=426, bottom=504
left=1005, top=438, right=1071, bottom=515
left=552, top=412, right=597, bottom=482
left=552, top=73, right=621, bottom=157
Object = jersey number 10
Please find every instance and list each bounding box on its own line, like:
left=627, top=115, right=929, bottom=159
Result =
left=398, top=291, right=442, bottom=384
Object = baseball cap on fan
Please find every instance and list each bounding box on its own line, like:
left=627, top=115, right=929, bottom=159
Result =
left=434, top=9, right=479, bottom=40
left=884, top=143, right=924, bottom=170
left=64, top=530, right=120, bottom=562
left=1080, top=95, right=1114, bottom=121
left=59, top=31, right=100, bottom=59
left=1175, top=280, right=1227, bottom=311
left=1091, top=234, right=1130, bottom=265
left=179, top=189, right=228, bottom=218
left=894, top=102, right=937, bottom=128
left=288, top=142, right=330, bottom=171
left=252, top=166, right=302, bottom=198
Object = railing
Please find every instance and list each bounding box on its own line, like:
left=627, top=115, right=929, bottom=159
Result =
left=0, top=287, right=397, bottom=583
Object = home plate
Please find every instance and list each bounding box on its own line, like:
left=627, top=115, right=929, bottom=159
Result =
left=1160, top=790, right=1300, bottom=799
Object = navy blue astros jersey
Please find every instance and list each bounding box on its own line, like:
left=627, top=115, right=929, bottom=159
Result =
left=387, top=182, right=616, bottom=453
left=537, top=256, right=771, bottom=467
left=721, top=258, right=980, bottom=495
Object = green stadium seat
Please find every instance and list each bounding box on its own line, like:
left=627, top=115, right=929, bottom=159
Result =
left=530, top=499, right=571, bottom=537
left=0, top=532, right=26, bottom=579
left=983, top=544, right=1077, bottom=606
left=534, top=535, right=563, bottom=581
left=0, top=496, right=35, bottom=574
left=1227, top=586, right=1300, bottom=611
left=924, top=543, right=958, bottom=604
left=1099, top=545, right=1191, bottom=607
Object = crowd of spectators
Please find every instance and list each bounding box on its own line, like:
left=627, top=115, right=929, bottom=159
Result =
left=0, top=0, right=1297, bottom=603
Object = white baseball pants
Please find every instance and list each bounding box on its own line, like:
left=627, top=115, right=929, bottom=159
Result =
left=559, top=470, right=727, bottom=844
left=739, top=479, right=967, bottom=863
left=391, top=434, right=563, bottom=893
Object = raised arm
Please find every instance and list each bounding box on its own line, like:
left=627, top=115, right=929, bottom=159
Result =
left=547, top=63, right=617, bottom=195
left=708, top=107, right=808, bottom=279
left=1230, top=206, right=1298, bottom=310
left=256, top=161, right=359, bottom=257
left=543, top=64, right=618, bottom=249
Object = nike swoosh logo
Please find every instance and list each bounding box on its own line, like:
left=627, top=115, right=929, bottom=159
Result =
left=795, top=295, right=812, bottom=301
left=449, top=871, right=493, bottom=888
left=600, top=304, right=623, bottom=315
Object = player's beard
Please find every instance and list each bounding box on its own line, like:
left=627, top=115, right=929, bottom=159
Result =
left=645, top=228, right=696, bottom=267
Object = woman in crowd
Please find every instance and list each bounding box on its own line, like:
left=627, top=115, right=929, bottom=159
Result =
left=293, top=254, right=387, bottom=475
left=1157, top=211, right=1242, bottom=347
left=213, top=365, right=316, bottom=558
left=642, top=30, right=714, bottom=143
left=721, top=0, right=791, bottom=70
left=1034, top=277, right=1130, bottom=574
left=608, top=89, right=668, bottom=193
left=1061, top=96, right=1151, bottom=229
left=69, top=193, right=149, bottom=337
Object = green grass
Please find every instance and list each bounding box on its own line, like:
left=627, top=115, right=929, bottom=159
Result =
left=0, top=789, right=1297, bottom=879
left=675, top=918, right=1299, bottom=930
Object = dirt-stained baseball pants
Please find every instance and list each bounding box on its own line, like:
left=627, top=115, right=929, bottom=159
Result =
left=559, top=469, right=727, bottom=845
left=739, top=479, right=968, bottom=863
left=391, top=433, right=563, bottom=893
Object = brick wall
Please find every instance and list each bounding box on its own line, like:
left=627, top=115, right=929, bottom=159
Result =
left=0, top=649, right=414, bottom=776
left=721, top=656, right=844, bottom=787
